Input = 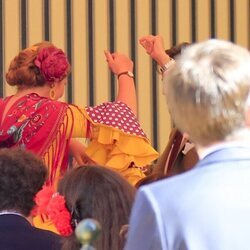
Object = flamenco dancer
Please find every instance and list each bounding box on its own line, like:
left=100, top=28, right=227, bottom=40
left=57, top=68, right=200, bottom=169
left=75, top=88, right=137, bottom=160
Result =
left=0, top=42, right=158, bottom=187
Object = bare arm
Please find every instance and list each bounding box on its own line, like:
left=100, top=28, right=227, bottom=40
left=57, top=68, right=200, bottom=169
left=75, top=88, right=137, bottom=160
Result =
left=69, top=139, right=96, bottom=166
left=104, top=51, right=137, bottom=116
left=139, top=35, right=171, bottom=66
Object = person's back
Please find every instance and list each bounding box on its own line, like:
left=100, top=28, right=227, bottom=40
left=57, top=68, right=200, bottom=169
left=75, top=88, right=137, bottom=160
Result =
left=0, top=42, right=158, bottom=188
left=125, top=38, right=250, bottom=250
left=0, top=148, right=61, bottom=250
left=137, top=149, right=250, bottom=250
left=0, top=214, right=61, bottom=250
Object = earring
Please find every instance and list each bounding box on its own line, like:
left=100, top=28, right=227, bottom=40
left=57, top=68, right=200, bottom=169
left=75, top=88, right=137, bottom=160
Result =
left=49, top=83, right=56, bottom=100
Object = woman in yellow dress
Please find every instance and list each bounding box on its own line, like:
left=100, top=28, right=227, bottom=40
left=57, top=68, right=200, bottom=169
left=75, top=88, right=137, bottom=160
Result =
left=0, top=41, right=158, bottom=187
left=0, top=41, right=158, bottom=233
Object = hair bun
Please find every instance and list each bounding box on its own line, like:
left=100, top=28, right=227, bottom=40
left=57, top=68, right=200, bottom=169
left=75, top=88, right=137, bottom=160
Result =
left=34, top=47, right=70, bottom=82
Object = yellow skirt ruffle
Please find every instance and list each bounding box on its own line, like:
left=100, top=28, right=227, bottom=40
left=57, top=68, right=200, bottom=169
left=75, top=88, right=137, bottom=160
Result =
left=85, top=125, right=159, bottom=185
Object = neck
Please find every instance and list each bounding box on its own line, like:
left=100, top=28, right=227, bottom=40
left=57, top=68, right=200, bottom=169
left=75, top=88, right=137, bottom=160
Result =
left=196, top=127, right=250, bottom=157
left=15, top=85, right=50, bottom=99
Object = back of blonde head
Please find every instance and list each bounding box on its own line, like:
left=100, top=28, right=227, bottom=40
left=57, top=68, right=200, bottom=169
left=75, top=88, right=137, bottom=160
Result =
left=164, top=39, right=250, bottom=146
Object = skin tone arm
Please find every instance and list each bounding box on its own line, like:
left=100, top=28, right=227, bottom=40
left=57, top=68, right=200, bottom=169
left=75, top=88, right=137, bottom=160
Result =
left=70, top=51, right=137, bottom=165
left=104, top=51, right=137, bottom=116
left=139, top=35, right=171, bottom=67
left=69, top=139, right=96, bottom=166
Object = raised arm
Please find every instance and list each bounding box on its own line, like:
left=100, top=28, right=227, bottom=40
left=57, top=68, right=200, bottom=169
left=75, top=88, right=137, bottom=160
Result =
left=139, top=35, right=171, bottom=66
left=104, top=51, right=137, bottom=116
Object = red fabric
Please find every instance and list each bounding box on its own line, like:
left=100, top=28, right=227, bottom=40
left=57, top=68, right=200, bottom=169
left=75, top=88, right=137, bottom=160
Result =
left=33, top=185, right=73, bottom=236
left=166, top=130, right=184, bottom=174
left=85, top=101, right=147, bottom=138
left=0, top=93, right=71, bottom=184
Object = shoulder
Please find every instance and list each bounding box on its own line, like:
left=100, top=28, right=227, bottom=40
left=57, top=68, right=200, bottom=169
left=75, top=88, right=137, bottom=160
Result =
left=68, top=103, right=85, bottom=114
left=137, top=167, right=204, bottom=208
left=0, top=96, right=12, bottom=106
left=31, top=227, right=62, bottom=249
left=0, top=216, right=62, bottom=250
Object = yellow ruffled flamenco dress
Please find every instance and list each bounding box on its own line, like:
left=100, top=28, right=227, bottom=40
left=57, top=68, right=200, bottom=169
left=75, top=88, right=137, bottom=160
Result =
left=34, top=101, right=159, bottom=233
left=83, top=101, right=159, bottom=185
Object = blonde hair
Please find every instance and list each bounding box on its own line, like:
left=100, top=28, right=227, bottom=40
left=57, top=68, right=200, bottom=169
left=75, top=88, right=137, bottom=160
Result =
left=164, top=39, right=250, bottom=146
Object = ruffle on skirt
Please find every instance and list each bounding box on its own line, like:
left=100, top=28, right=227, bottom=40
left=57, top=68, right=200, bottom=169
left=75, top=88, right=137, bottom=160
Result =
left=85, top=101, right=159, bottom=185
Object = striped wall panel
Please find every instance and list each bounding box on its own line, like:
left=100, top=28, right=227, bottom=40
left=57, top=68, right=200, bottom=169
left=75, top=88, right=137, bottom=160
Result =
left=0, top=0, right=249, bottom=153
left=66, top=0, right=73, bottom=103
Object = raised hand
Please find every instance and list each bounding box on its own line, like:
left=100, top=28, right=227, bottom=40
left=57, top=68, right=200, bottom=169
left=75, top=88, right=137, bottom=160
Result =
left=139, top=35, right=170, bottom=66
left=104, top=51, right=133, bottom=75
left=104, top=50, right=137, bottom=115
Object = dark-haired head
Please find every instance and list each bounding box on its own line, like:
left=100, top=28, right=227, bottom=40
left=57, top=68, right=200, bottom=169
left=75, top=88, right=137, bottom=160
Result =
left=165, top=42, right=190, bottom=59
left=58, top=165, right=136, bottom=250
left=0, top=148, right=47, bottom=216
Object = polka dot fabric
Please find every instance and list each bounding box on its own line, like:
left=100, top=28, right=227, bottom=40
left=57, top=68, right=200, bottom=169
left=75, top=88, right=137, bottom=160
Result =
left=85, top=101, right=147, bottom=138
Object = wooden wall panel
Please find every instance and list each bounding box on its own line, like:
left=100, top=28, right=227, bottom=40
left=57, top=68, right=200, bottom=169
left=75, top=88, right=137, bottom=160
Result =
left=50, top=0, right=66, bottom=49
left=50, top=0, right=66, bottom=101
left=136, top=0, right=152, bottom=141
left=27, top=0, right=43, bottom=46
left=197, top=0, right=210, bottom=41
left=4, top=0, right=20, bottom=96
left=94, top=0, right=109, bottom=104
left=235, top=0, right=249, bottom=48
left=157, top=0, right=172, bottom=152
left=216, top=0, right=230, bottom=40
left=115, top=0, right=130, bottom=54
left=72, top=0, right=88, bottom=107
left=177, top=0, right=191, bottom=43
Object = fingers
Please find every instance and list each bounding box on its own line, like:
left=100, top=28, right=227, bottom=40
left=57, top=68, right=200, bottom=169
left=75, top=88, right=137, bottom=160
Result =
left=104, top=51, right=133, bottom=74
left=139, top=35, right=155, bottom=43
left=140, top=40, right=153, bottom=54
left=105, top=52, right=131, bottom=63
left=104, top=50, right=114, bottom=63
left=73, top=156, right=84, bottom=166
left=182, top=133, right=190, bottom=141
left=139, top=35, right=156, bottom=54
left=82, top=156, right=96, bottom=165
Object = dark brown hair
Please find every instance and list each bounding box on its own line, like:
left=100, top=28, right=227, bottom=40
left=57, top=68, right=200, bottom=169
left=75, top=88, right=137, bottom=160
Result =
left=165, top=42, right=190, bottom=59
left=58, top=166, right=136, bottom=250
left=0, top=148, right=47, bottom=216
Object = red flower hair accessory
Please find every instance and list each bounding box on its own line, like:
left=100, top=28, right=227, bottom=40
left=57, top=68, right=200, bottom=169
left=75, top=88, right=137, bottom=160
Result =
left=33, top=185, right=73, bottom=236
left=34, top=46, right=70, bottom=82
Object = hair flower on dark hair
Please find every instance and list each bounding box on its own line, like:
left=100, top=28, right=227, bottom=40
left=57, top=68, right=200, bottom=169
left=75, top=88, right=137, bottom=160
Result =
left=33, top=185, right=73, bottom=236
left=34, top=47, right=69, bottom=82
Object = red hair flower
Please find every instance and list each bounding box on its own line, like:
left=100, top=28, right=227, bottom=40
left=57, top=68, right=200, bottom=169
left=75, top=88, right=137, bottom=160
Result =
left=34, top=47, right=70, bottom=82
left=33, top=185, right=73, bottom=236
left=54, top=210, right=73, bottom=236
left=34, top=186, right=54, bottom=214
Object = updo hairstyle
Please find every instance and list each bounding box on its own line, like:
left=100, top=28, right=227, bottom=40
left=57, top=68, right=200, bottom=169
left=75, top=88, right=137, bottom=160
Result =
left=5, top=41, right=69, bottom=88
